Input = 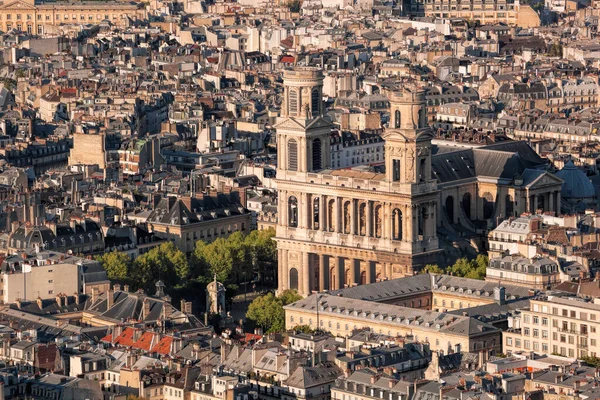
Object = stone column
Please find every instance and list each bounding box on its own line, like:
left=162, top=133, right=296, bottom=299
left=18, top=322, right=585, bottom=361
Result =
left=549, top=192, right=554, bottom=213
left=336, top=257, right=344, bottom=290
left=406, top=205, right=414, bottom=243
left=556, top=191, right=561, bottom=214
left=302, top=252, right=310, bottom=296
left=402, top=205, right=408, bottom=242
left=282, top=249, right=289, bottom=291
left=280, top=191, right=287, bottom=228
left=336, top=197, right=342, bottom=233
left=366, top=201, right=372, bottom=237
left=320, top=195, right=326, bottom=231
left=319, top=254, right=327, bottom=291
left=533, top=195, right=539, bottom=213
left=350, top=199, right=356, bottom=235
left=382, top=203, right=389, bottom=239
left=277, top=248, right=284, bottom=291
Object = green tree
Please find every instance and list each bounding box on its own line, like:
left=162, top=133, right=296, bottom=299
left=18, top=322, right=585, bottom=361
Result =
left=278, top=289, right=302, bottom=306
left=95, top=251, right=131, bottom=282
left=246, top=292, right=286, bottom=333
left=196, top=238, right=235, bottom=283
left=246, top=290, right=302, bottom=333
left=548, top=42, right=563, bottom=57
left=131, top=242, right=188, bottom=291
left=287, top=0, right=301, bottom=12
left=421, top=264, right=445, bottom=274
left=447, top=255, right=487, bottom=280
left=582, top=356, right=600, bottom=368
left=244, top=228, right=277, bottom=283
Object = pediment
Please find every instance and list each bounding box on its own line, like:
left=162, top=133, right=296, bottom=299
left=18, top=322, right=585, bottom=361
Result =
left=306, top=117, right=334, bottom=130
left=274, top=117, right=306, bottom=131
left=527, top=172, right=563, bottom=189
left=0, top=0, right=36, bottom=9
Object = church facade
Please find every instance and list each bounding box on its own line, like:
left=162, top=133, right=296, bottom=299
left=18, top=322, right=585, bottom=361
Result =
left=275, top=68, right=442, bottom=297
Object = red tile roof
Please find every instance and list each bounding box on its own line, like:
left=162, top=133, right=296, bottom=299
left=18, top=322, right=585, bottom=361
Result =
left=113, top=327, right=136, bottom=347
left=151, top=336, right=173, bottom=355
left=100, top=334, right=112, bottom=343
left=133, top=332, right=156, bottom=351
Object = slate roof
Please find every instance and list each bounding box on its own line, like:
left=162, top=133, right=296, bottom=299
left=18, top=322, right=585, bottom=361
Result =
left=285, top=362, right=342, bottom=389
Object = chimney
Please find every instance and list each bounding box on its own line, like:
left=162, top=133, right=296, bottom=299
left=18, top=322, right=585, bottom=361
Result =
left=181, top=299, right=186, bottom=313
left=74, top=292, right=80, bottom=305
left=107, top=288, right=114, bottom=309
left=36, top=297, right=42, bottom=309
left=114, top=284, right=121, bottom=292
left=91, top=287, right=98, bottom=304
left=123, top=284, right=129, bottom=292
left=15, top=299, right=21, bottom=309
left=370, top=374, right=377, bottom=384
left=389, top=379, right=397, bottom=389
left=55, top=294, right=62, bottom=307
left=494, top=286, right=506, bottom=305
left=142, top=298, right=150, bottom=320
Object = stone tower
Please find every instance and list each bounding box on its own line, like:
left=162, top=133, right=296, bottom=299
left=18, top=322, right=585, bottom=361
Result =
left=275, top=72, right=440, bottom=297
left=276, top=68, right=332, bottom=175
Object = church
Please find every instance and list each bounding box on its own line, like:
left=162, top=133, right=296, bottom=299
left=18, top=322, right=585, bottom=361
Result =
left=275, top=67, right=562, bottom=297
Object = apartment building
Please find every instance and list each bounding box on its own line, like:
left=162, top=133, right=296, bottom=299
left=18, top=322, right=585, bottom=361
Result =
left=504, top=296, right=600, bottom=358
left=421, top=0, right=540, bottom=27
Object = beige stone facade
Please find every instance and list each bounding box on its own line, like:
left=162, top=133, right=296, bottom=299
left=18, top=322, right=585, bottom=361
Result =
left=0, top=0, right=146, bottom=35
left=503, top=296, right=600, bottom=358
left=284, top=293, right=502, bottom=353
left=423, top=0, right=540, bottom=28
left=275, top=68, right=441, bottom=297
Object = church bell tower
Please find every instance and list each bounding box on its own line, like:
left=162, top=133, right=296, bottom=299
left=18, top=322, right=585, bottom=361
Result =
left=275, top=68, right=333, bottom=176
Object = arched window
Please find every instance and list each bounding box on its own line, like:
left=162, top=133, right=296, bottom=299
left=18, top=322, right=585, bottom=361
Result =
left=395, top=109, right=401, bottom=128
left=359, top=203, right=367, bottom=236
left=287, top=139, right=298, bottom=171
left=289, top=89, right=298, bottom=115
left=312, top=138, right=322, bottom=170
left=289, top=196, right=298, bottom=228
left=392, top=208, right=402, bottom=240
left=311, top=89, right=320, bottom=117
left=328, top=199, right=336, bottom=232
left=289, top=268, right=299, bottom=290
left=343, top=201, right=351, bottom=234
left=313, top=197, right=320, bottom=230
left=374, top=205, right=382, bottom=238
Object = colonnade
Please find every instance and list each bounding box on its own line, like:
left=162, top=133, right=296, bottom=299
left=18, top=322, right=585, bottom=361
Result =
left=278, top=249, right=402, bottom=296
left=280, top=191, right=437, bottom=242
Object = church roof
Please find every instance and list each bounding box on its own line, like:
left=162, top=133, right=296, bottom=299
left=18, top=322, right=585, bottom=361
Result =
left=556, top=160, right=596, bottom=199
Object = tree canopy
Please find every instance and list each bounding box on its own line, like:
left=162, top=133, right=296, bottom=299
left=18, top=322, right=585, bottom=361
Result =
left=419, top=255, right=488, bottom=280
left=246, top=290, right=302, bottom=333
left=96, top=228, right=278, bottom=299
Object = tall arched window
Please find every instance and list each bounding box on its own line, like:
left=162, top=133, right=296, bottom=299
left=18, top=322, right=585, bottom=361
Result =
left=311, top=89, right=320, bottom=117
left=289, top=89, right=298, bottom=115
left=395, top=109, right=401, bottom=128
left=312, top=138, right=322, bottom=170
left=287, top=139, right=298, bottom=171
left=289, top=268, right=299, bottom=290
left=313, top=197, right=320, bottom=230
left=289, top=196, right=298, bottom=228
left=359, top=203, right=367, bottom=236
left=374, top=205, right=383, bottom=238
left=343, top=201, right=351, bottom=234
left=328, top=199, right=336, bottom=232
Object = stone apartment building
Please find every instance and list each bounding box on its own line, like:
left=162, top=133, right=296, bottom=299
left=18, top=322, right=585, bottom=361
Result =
left=144, top=194, right=251, bottom=253
left=504, top=296, right=600, bottom=359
